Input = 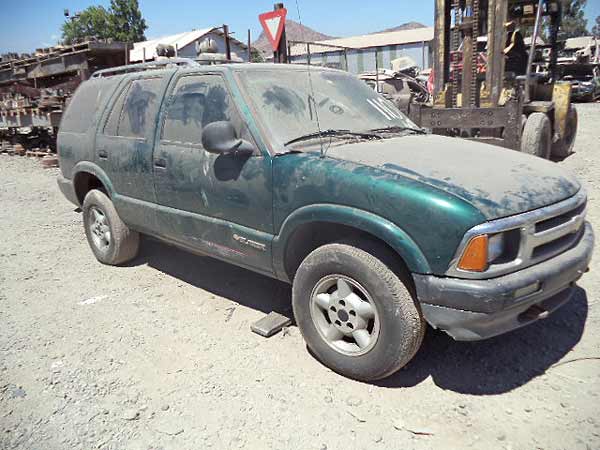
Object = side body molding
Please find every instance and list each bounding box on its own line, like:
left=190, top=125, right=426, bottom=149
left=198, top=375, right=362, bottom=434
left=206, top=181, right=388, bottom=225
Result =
left=272, top=204, right=431, bottom=281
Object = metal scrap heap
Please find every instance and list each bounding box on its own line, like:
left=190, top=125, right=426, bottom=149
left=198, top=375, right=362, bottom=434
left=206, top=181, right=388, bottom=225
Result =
left=0, top=40, right=130, bottom=155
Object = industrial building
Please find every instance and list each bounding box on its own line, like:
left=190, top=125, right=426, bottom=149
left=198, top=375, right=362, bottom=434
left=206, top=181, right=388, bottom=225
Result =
left=288, top=27, right=433, bottom=73
left=130, top=27, right=249, bottom=63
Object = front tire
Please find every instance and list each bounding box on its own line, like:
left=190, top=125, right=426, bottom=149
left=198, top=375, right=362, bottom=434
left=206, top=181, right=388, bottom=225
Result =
left=521, top=112, right=552, bottom=159
left=292, top=241, right=425, bottom=381
left=82, top=189, right=139, bottom=265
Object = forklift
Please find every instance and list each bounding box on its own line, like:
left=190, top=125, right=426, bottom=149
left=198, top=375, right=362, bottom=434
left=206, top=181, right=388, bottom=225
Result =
left=409, top=0, right=578, bottom=159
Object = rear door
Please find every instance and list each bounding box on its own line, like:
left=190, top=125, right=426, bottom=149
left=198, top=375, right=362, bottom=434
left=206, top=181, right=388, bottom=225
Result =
left=95, top=72, right=172, bottom=233
left=152, top=71, right=273, bottom=273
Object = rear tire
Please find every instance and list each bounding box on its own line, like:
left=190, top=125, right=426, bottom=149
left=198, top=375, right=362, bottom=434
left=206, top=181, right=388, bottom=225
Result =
left=521, top=112, right=552, bottom=159
left=82, top=189, right=139, bottom=265
left=292, top=241, right=425, bottom=381
left=551, top=107, right=578, bottom=159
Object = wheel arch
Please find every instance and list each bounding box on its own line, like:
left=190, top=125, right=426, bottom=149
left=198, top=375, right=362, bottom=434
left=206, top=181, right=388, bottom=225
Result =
left=72, top=162, right=115, bottom=205
left=273, top=204, right=431, bottom=282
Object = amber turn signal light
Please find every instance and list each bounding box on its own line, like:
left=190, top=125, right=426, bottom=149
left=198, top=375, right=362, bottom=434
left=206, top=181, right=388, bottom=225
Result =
left=458, top=235, right=488, bottom=272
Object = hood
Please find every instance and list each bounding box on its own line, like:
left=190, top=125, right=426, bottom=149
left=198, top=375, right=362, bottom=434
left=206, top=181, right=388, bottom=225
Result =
left=324, top=134, right=580, bottom=220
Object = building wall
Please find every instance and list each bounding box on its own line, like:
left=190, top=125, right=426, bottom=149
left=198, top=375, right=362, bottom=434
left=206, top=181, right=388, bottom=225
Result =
left=290, top=42, right=431, bottom=73
left=178, top=32, right=248, bottom=61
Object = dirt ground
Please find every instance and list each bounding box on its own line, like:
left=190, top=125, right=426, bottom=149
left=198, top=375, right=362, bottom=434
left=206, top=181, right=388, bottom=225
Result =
left=1, top=103, right=600, bottom=450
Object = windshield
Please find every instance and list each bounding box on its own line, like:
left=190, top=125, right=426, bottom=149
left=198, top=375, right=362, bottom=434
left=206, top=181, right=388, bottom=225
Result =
left=238, top=68, right=416, bottom=150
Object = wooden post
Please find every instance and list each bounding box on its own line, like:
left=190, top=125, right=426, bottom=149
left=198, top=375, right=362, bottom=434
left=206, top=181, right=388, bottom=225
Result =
left=142, top=47, right=146, bottom=63
left=375, top=48, right=380, bottom=92
left=223, top=24, right=232, bottom=61
left=247, top=29, right=252, bottom=62
left=344, top=48, right=348, bottom=71
left=273, top=3, right=288, bottom=63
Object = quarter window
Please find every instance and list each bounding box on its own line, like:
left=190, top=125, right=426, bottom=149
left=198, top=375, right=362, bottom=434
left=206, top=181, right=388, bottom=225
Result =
left=61, top=78, right=118, bottom=134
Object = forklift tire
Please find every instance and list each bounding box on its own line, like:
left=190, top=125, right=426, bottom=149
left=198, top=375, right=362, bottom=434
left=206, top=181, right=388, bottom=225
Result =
left=551, top=107, right=578, bottom=159
left=521, top=113, right=551, bottom=159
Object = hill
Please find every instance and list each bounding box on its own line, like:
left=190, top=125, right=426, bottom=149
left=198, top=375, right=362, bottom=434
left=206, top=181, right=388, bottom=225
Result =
left=374, top=22, right=428, bottom=33
left=253, top=19, right=334, bottom=55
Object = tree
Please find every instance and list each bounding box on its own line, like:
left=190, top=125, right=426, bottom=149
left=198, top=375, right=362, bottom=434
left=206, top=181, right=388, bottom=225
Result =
left=558, top=0, right=589, bottom=40
left=250, top=48, right=265, bottom=63
left=60, top=0, right=147, bottom=45
left=61, top=6, right=112, bottom=44
left=592, top=16, right=600, bottom=38
left=108, top=0, right=147, bottom=43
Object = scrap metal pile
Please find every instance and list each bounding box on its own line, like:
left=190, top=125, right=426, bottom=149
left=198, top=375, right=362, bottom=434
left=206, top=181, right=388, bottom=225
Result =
left=0, top=40, right=129, bottom=159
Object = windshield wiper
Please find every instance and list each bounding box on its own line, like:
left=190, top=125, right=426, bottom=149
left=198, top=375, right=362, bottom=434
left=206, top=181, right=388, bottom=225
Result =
left=284, top=129, right=381, bottom=146
left=367, top=125, right=426, bottom=135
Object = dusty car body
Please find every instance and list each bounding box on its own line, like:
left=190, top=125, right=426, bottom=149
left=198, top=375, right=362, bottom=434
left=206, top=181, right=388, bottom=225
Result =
left=57, top=61, right=594, bottom=381
left=560, top=63, right=600, bottom=102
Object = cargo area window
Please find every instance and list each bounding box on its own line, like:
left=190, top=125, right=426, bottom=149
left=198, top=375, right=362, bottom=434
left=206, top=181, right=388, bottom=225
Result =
left=161, top=75, right=245, bottom=145
left=61, top=78, right=118, bottom=134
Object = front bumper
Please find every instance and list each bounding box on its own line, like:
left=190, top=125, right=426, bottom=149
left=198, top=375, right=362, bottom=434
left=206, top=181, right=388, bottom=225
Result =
left=414, top=222, right=594, bottom=341
left=57, top=174, right=79, bottom=206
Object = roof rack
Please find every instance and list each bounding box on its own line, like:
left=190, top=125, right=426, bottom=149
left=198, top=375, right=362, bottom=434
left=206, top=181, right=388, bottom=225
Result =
left=91, top=58, right=199, bottom=78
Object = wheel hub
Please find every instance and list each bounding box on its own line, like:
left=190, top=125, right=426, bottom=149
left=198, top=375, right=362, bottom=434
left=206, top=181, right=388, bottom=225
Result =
left=89, top=207, right=111, bottom=251
left=310, top=275, right=380, bottom=356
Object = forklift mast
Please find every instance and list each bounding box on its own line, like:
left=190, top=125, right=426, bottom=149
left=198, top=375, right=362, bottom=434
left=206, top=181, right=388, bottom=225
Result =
left=432, top=0, right=562, bottom=108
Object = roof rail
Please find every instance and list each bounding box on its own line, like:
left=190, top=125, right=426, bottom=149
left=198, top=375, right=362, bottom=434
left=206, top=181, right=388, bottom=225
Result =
left=91, top=58, right=199, bottom=78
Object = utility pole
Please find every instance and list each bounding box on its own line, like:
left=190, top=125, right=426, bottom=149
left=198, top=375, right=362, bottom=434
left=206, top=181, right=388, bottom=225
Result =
left=223, top=24, right=232, bottom=60
left=273, top=3, right=288, bottom=63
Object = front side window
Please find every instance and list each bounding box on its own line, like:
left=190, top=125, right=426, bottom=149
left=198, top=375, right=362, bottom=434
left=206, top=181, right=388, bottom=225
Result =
left=238, top=69, right=415, bottom=150
left=161, top=74, right=244, bottom=145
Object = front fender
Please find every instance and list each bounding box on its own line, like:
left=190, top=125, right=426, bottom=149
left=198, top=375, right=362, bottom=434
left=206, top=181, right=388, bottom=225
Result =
left=272, top=204, right=431, bottom=281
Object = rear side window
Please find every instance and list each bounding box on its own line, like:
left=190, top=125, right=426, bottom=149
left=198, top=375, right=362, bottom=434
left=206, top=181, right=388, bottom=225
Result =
left=103, top=78, right=163, bottom=139
left=61, top=78, right=117, bottom=133
left=103, top=83, right=131, bottom=136
left=119, top=78, right=162, bottom=138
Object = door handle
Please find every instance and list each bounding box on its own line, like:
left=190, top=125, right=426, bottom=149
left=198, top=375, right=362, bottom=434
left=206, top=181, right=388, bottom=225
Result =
left=154, top=158, right=167, bottom=168
left=98, top=149, right=108, bottom=159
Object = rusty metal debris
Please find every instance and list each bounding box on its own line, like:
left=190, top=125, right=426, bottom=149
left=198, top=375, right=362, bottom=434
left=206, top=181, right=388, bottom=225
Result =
left=0, top=40, right=130, bottom=154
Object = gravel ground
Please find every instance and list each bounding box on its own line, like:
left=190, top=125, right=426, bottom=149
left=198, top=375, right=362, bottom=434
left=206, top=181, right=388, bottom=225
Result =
left=1, top=103, right=600, bottom=450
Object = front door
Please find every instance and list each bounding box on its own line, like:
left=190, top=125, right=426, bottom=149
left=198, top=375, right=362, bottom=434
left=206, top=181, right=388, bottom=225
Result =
left=153, top=73, right=273, bottom=273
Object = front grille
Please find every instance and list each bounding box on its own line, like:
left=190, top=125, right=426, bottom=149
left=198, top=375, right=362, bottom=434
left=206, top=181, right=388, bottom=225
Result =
left=525, top=199, right=586, bottom=265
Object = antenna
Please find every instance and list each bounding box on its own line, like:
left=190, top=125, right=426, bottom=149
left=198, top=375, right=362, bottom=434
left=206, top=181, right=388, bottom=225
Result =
left=294, top=0, right=325, bottom=158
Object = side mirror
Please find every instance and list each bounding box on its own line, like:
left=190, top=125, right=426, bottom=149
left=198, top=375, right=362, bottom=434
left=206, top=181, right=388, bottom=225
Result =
left=201, top=121, right=254, bottom=156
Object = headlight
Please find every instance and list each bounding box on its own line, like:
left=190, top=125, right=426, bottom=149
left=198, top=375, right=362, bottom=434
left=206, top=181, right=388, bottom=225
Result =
left=457, top=232, right=506, bottom=272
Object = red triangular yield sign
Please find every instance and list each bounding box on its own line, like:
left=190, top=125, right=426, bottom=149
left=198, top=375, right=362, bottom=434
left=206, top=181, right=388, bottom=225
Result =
left=259, top=8, right=287, bottom=51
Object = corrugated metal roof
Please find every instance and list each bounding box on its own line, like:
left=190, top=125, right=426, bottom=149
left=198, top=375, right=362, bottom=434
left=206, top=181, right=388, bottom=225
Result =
left=290, top=27, right=433, bottom=56
left=565, top=36, right=597, bottom=50
left=130, top=28, right=247, bottom=62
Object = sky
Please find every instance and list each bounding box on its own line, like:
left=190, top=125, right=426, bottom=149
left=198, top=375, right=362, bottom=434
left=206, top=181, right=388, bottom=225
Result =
left=1, top=0, right=600, bottom=54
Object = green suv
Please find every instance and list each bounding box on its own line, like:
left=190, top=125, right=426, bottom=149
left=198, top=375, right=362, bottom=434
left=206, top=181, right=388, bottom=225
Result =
left=57, top=61, right=594, bottom=381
